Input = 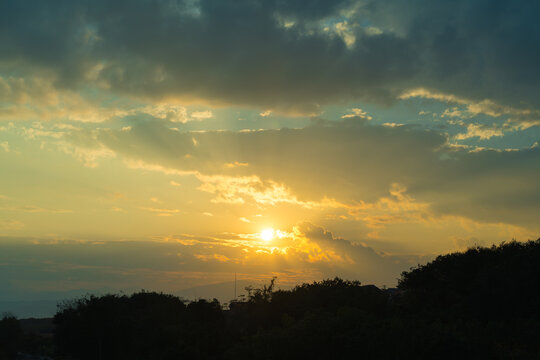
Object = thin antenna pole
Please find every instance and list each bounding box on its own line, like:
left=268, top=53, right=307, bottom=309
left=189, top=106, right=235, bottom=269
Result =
left=234, top=272, right=237, bottom=300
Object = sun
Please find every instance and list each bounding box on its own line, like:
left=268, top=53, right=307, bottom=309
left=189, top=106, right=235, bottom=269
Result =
left=260, top=228, right=275, bottom=241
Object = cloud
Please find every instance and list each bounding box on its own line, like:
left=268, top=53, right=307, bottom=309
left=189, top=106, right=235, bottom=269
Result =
left=0, top=222, right=430, bottom=295
left=61, top=117, right=540, bottom=228
left=194, top=253, right=231, bottom=263
left=140, top=207, right=181, bottom=216
left=0, top=219, right=24, bottom=230
left=365, top=0, right=540, bottom=109
left=401, top=88, right=540, bottom=126
left=56, top=141, right=116, bottom=168
left=454, top=123, right=504, bottom=141
left=0, top=141, right=9, bottom=152
left=224, top=161, right=249, bottom=169
left=341, top=108, right=372, bottom=120
left=190, top=110, right=213, bottom=120
left=0, top=75, right=133, bottom=123
left=0, top=205, right=72, bottom=214
left=195, top=173, right=340, bottom=207
left=142, top=104, right=188, bottom=123
left=290, top=222, right=427, bottom=282
left=3, top=0, right=538, bottom=114
left=1, top=0, right=537, bottom=302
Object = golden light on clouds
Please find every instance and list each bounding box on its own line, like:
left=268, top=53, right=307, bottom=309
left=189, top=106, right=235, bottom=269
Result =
left=259, top=228, right=290, bottom=243
left=260, top=228, right=275, bottom=242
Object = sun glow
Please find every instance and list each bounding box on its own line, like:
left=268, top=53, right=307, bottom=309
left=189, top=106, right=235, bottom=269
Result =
left=260, top=228, right=275, bottom=241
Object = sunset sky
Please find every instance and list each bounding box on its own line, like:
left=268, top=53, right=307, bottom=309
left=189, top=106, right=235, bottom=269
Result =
left=1, top=0, right=539, bottom=302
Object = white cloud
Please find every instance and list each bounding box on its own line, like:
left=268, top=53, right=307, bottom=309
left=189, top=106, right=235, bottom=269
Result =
left=454, top=123, right=504, bottom=140
left=143, top=104, right=188, bottom=123
left=190, top=110, right=213, bottom=120
left=401, top=88, right=538, bottom=118
left=341, top=108, right=372, bottom=120
left=334, top=21, right=356, bottom=48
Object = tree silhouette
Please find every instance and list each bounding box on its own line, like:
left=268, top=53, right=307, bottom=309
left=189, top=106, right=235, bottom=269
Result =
left=17, top=237, right=537, bottom=360
left=0, top=314, right=22, bottom=360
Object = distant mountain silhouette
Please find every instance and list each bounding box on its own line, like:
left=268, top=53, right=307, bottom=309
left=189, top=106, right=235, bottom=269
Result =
left=0, top=288, right=123, bottom=319
left=174, top=280, right=268, bottom=304
left=0, top=281, right=269, bottom=319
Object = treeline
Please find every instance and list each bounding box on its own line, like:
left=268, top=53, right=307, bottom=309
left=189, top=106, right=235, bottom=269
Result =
left=0, top=316, right=54, bottom=360
left=2, top=239, right=539, bottom=359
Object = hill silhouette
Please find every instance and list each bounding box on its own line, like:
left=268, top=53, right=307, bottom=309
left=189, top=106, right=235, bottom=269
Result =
left=1, top=238, right=538, bottom=359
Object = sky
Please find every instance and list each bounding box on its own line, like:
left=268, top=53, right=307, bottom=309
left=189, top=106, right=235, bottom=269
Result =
left=1, top=0, right=539, bottom=305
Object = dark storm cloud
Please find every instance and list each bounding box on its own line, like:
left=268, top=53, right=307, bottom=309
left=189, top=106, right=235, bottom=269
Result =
left=361, top=0, right=540, bottom=109
left=2, top=0, right=537, bottom=112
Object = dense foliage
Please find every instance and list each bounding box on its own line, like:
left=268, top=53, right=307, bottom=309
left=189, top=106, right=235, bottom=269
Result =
left=2, top=239, right=539, bottom=359
left=0, top=315, right=21, bottom=360
left=54, top=293, right=223, bottom=359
